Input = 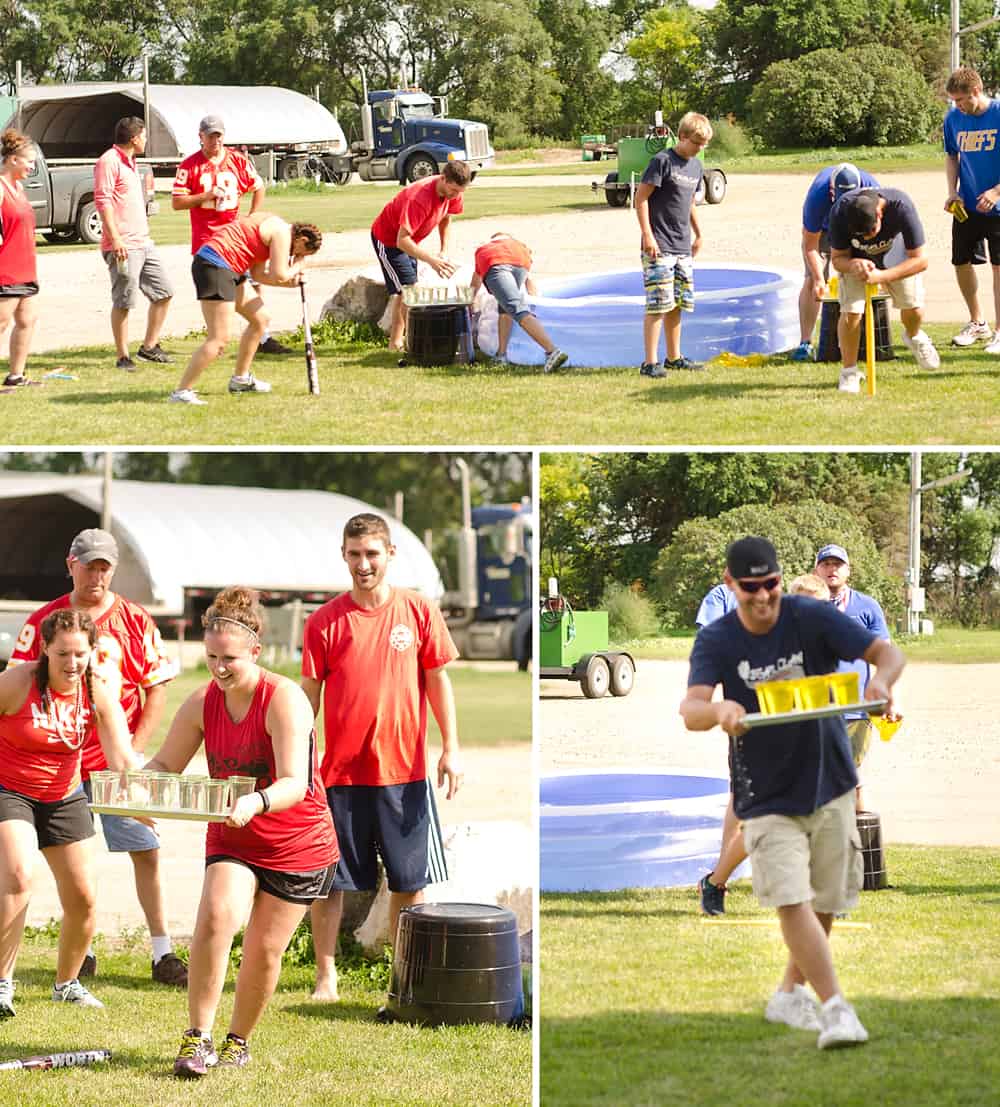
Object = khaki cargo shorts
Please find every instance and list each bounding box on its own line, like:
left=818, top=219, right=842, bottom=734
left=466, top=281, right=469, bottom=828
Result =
left=838, top=269, right=922, bottom=313
left=741, top=789, right=863, bottom=913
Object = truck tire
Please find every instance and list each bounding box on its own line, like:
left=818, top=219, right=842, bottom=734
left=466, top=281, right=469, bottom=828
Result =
left=604, top=172, right=628, bottom=208
left=609, top=655, right=635, bottom=697
left=581, top=655, right=610, bottom=699
left=276, top=158, right=303, bottom=182
left=704, top=168, right=727, bottom=204
left=43, top=228, right=81, bottom=245
left=76, top=200, right=103, bottom=245
left=405, top=154, right=438, bottom=183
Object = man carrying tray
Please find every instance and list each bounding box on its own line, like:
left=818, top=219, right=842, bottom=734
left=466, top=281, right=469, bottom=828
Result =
left=679, top=536, right=905, bottom=1049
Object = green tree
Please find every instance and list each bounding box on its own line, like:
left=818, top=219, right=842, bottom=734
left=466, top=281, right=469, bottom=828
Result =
left=625, top=3, right=702, bottom=122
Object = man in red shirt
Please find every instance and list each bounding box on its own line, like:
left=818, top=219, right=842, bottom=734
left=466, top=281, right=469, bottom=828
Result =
left=300, top=513, right=463, bottom=1002
left=172, top=115, right=293, bottom=356
left=471, top=231, right=568, bottom=372
left=8, top=528, right=187, bottom=986
left=371, top=161, right=472, bottom=350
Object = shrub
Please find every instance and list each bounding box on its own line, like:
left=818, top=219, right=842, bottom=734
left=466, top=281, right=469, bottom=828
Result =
left=600, top=581, right=661, bottom=641
left=748, top=45, right=939, bottom=147
left=707, top=117, right=756, bottom=159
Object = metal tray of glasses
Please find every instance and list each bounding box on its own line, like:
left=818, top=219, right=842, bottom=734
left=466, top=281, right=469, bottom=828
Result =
left=89, top=804, right=229, bottom=822
left=741, top=699, right=888, bottom=730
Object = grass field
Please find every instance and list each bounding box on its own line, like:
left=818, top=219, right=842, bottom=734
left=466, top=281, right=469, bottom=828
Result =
left=10, top=320, right=1000, bottom=446
left=540, top=845, right=1000, bottom=1106
left=1, top=931, right=530, bottom=1106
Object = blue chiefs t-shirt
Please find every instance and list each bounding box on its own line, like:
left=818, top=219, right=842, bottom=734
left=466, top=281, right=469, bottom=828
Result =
left=695, top=583, right=736, bottom=628
left=832, top=588, right=890, bottom=720
left=828, top=187, right=925, bottom=268
left=943, top=99, right=1000, bottom=217
left=641, top=148, right=703, bottom=254
left=801, top=166, right=880, bottom=234
left=687, top=595, right=876, bottom=819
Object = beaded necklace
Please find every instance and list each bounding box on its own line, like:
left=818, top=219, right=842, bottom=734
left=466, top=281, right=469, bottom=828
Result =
left=41, top=679, right=89, bottom=750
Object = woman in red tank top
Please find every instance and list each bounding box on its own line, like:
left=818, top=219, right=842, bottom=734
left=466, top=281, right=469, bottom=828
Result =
left=0, top=609, right=137, bottom=1016
left=0, top=128, right=41, bottom=388
left=146, top=586, right=337, bottom=1078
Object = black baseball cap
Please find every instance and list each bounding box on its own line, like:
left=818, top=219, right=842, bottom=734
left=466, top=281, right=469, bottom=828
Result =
left=726, top=536, right=780, bottom=579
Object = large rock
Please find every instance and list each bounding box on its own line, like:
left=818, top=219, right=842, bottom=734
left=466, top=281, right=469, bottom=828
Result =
left=354, top=820, right=533, bottom=950
left=320, top=275, right=389, bottom=324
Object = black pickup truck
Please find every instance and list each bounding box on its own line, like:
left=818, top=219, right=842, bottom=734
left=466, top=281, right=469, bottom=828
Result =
left=22, top=146, right=157, bottom=245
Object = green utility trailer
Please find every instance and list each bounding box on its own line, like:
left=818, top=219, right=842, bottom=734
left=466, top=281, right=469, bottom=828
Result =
left=596, top=133, right=726, bottom=208
left=539, top=606, right=636, bottom=699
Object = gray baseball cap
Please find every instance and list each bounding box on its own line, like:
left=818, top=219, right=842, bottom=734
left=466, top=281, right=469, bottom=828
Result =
left=199, top=114, right=225, bottom=135
left=69, top=528, right=119, bottom=566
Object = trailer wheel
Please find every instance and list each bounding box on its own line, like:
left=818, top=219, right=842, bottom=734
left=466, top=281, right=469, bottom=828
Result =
left=406, top=154, right=438, bottom=183
left=581, top=655, right=610, bottom=699
left=609, top=655, right=635, bottom=697
left=76, top=200, right=103, bottom=245
left=604, top=172, right=628, bottom=208
left=43, top=228, right=81, bottom=245
left=276, top=157, right=303, bottom=182
left=704, top=169, right=727, bottom=204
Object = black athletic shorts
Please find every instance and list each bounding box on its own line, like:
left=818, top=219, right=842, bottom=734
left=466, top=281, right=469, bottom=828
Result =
left=205, top=854, right=335, bottom=904
left=0, top=783, right=95, bottom=849
left=0, top=282, right=39, bottom=298
left=192, top=255, right=246, bottom=302
left=951, top=210, right=1000, bottom=267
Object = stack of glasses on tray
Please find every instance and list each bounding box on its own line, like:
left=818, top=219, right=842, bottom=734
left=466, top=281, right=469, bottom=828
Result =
left=88, top=770, right=259, bottom=815
left=402, top=285, right=475, bottom=307
left=753, top=671, right=860, bottom=715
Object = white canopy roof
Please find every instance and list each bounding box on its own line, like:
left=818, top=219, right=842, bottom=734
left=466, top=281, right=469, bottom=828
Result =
left=15, top=83, right=347, bottom=159
left=0, top=474, right=442, bottom=612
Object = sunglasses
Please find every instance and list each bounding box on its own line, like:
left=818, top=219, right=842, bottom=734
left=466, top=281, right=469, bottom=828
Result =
left=736, top=575, right=781, bottom=594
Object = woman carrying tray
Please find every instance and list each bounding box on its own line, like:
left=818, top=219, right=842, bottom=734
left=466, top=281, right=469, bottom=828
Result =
left=145, top=586, right=337, bottom=1079
left=0, top=608, right=138, bottom=1016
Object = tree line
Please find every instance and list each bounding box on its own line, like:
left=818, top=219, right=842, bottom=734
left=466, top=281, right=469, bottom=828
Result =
left=5, top=0, right=1000, bottom=147
left=541, top=453, right=1000, bottom=630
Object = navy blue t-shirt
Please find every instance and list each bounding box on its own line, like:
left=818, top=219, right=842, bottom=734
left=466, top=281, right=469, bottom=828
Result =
left=687, top=595, right=876, bottom=819
left=828, top=187, right=925, bottom=269
left=640, top=148, right=703, bottom=254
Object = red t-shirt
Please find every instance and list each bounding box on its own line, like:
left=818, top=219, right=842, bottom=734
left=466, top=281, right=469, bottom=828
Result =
left=474, top=237, right=532, bottom=278
left=302, top=589, right=459, bottom=787
left=371, top=177, right=464, bottom=248
left=9, top=593, right=177, bottom=777
left=0, top=177, right=37, bottom=285
left=203, top=670, right=338, bottom=872
left=173, top=148, right=263, bottom=253
left=204, top=211, right=271, bottom=272
left=0, top=680, right=92, bottom=801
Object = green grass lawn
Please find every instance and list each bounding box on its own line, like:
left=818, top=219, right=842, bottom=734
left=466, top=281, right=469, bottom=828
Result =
left=1, top=932, right=530, bottom=1106
left=11, top=320, right=1000, bottom=446
left=541, top=845, right=1000, bottom=1106
left=144, top=662, right=529, bottom=758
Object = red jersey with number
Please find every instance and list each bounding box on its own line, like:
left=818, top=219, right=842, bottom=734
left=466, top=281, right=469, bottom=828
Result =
left=0, top=681, right=93, bottom=801
left=371, top=176, right=464, bottom=247
left=9, top=593, right=177, bottom=777
left=302, top=588, right=459, bottom=787
left=474, top=236, right=532, bottom=277
left=204, top=211, right=271, bottom=272
left=203, top=670, right=338, bottom=872
left=173, top=149, right=263, bottom=253
left=0, top=178, right=37, bottom=285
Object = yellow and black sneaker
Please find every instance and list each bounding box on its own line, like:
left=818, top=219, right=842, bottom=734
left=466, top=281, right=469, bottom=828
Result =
left=173, top=1029, right=217, bottom=1079
left=217, top=1033, right=251, bottom=1069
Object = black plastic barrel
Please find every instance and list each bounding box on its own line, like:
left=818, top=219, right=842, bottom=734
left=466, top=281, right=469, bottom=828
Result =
left=406, top=305, right=472, bottom=366
left=856, top=811, right=888, bottom=890
left=816, top=296, right=895, bottom=363
left=384, top=903, right=524, bottom=1026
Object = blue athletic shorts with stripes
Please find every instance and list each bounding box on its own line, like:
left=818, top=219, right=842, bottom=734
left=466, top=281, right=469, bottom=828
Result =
left=371, top=233, right=418, bottom=294
left=641, top=251, right=695, bottom=314
left=324, top=778, right=448, bottom=893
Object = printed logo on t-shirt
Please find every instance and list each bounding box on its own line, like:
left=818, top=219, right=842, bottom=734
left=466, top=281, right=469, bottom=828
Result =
left=388, top=623, right=415, bottom=652
left=736, top=652, right=805, bottom=688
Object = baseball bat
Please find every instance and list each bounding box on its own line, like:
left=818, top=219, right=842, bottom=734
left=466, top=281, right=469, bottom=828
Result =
left=300, top=279, right=320, bottom=396
left=0, top=1049, right=112, bottom=1071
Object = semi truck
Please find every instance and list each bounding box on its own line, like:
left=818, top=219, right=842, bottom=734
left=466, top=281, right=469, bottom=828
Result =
left=325, top=70, right=494, bottom=185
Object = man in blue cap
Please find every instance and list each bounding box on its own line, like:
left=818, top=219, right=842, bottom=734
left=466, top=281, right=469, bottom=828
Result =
left=792, top=163, right=879, bottom=362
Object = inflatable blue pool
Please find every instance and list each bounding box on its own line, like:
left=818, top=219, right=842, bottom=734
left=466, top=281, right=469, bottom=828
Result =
left=541, top=771, right=750, bottom=893
left=477, top=265, right=798, bottom=368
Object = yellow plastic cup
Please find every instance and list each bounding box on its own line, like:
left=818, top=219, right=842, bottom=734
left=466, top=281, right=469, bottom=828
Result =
left=793, top=676, right=831, bottom=711
left=827, top=275, right=839, bottom=298
left=755, top=680, right=797, bottom=715
left=828, top=671, right=860, bottom=706
left=872, top=713, right=903, bottom=742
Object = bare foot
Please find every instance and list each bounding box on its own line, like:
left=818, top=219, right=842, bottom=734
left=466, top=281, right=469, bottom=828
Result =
left=311, top=975, right=340, bottom=1002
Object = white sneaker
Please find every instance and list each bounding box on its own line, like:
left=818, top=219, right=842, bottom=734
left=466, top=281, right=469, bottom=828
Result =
left=228, top=374, right=272, bottom=394
left=52, top=979, right=104, bottom=1008
left=902, top=330, right=941, bottom=369
left=817, top=994, right=868, bottom=1049
left=952, top=320, right=991, bottom=346
left=838, top=368, right=865, bottom=393
left=169, top=388, right=207, bottom=405
left=984, top=330, right=1000, bottom=355
left=765, top=984, right=822, bottom=1031
left=543, top=348, right=569, bottom=373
